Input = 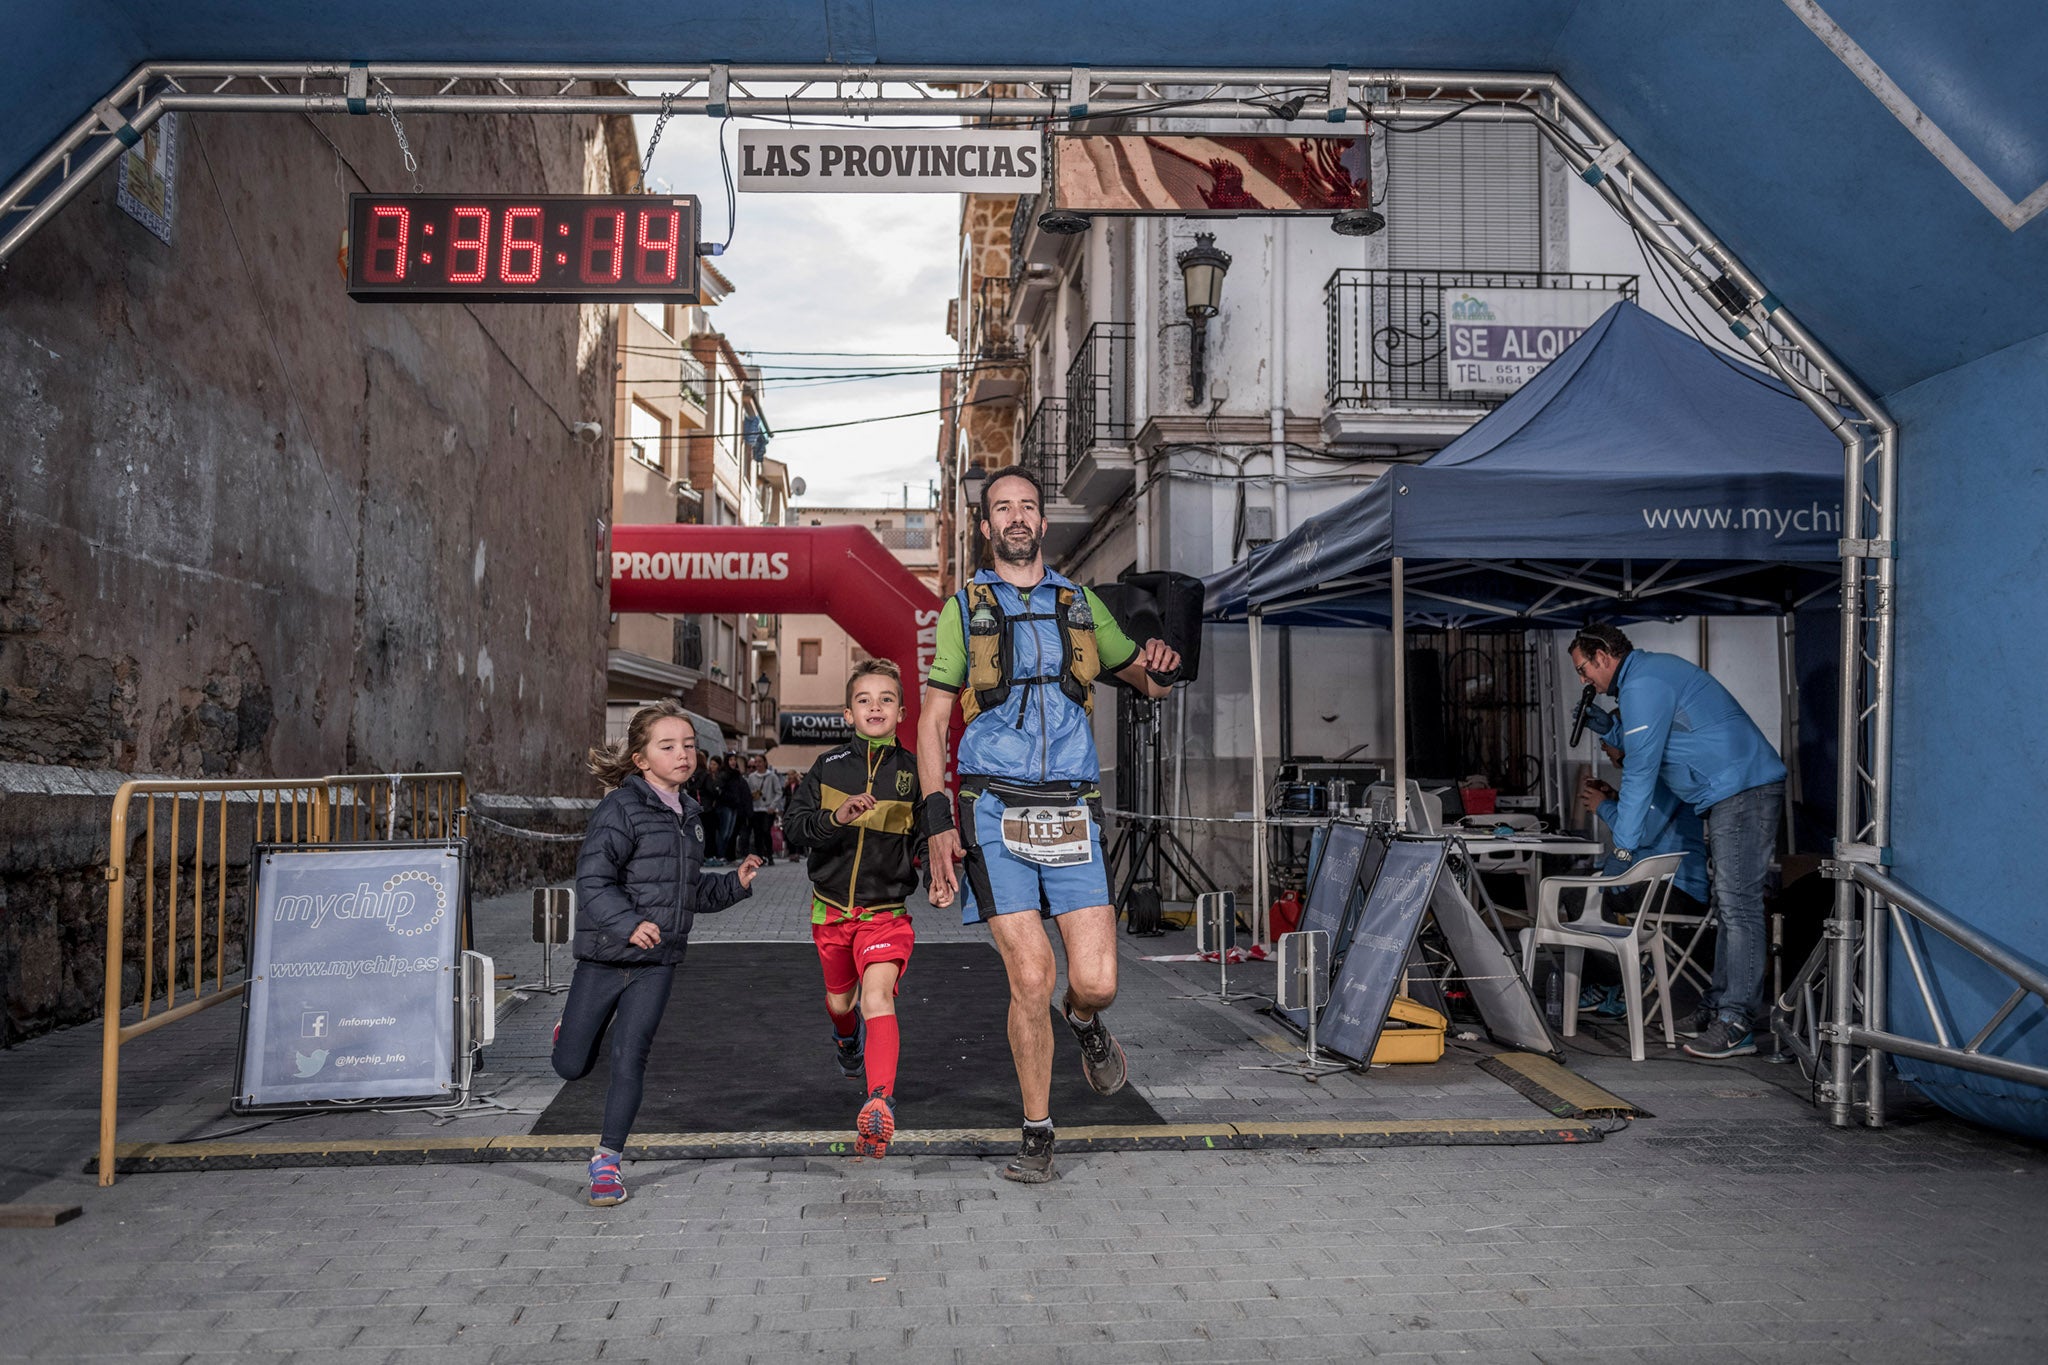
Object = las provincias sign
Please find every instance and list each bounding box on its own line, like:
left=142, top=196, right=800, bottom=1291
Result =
left=737, top=129, right=1042, bottom=194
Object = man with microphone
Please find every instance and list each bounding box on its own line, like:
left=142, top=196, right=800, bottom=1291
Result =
left=1568, top=623, right=1784, bottom=1059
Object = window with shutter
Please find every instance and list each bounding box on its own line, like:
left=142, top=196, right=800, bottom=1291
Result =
left=1384, top=122, right=1542, bottom=271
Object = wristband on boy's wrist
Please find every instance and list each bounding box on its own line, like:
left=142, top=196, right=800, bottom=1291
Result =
left=918, top=793, right=956, bottom=837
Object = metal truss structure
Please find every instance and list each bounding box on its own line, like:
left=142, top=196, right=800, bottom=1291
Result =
left=5, top=60, right=2036, bottom=1124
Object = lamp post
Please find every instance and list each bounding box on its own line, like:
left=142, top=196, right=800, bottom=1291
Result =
left=753, top=669, right=774, bottom=733
left=1177, top=233, right=1232, bottom=406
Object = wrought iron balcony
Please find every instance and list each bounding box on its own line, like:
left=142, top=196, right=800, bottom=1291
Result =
left=1021, top=397, right=1069, bottom=491
left=971, top=275, right=1019, bottom=361
left=1065, top=322, right=1136, bottom=455
left=1326, top=269, right=1638, bottom=408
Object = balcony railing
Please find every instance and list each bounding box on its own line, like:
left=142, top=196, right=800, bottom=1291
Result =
left=1065, top=322, right=1135, bottom=455
left=1021, top=397, right=1069, bottom=491
left=971, top=275, right=1019, bottom=361
left=673, top=618, right=703, bottom=671
left=678, top=352, right=709, bottom=408
left=1326, top=270, right=1638, bottom=408
left=1008, top=194, right=1037, bottom=290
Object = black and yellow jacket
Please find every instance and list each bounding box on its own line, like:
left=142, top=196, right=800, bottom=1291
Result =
left=782, top=737, right=926, bottom=922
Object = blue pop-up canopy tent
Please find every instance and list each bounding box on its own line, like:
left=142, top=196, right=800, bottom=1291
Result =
left=1205, top=299, right=1846, bottom=969
left=1209, top=301, right=1846, bottom=628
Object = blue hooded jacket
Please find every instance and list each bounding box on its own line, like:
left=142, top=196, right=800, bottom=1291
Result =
left=1590, top=649, right=1785, bottom=855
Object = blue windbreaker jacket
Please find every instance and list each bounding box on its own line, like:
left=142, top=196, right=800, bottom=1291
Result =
left=1595, top=650, right=1786, bottom=854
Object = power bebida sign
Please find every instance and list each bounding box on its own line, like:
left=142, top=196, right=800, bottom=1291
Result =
left=737, top=129, right=1043, bottom=194
left=234, top=843, right=466, bottom=1111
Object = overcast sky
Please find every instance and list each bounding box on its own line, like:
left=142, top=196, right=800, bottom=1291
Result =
left=636, top=99, right=959, bottom=511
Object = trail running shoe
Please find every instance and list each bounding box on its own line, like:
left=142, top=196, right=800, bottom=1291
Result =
left=855, top=1089, right=897, bottom=1159
left=1683, top=1018, right=1758, bottom=1059
left=835, top=1030, right=865, bottom=1079
left=1066, top=1008, right=1128, bottom=1095
left=1002, top=1125, right=1057, bottom=1183
left=587, top=1153, right=627, bottom=1206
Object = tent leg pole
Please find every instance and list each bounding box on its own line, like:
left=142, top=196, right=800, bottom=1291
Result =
left=1393, top=558, right=1407, bottom=829
left=1249, top=612, right=1269, bottom=946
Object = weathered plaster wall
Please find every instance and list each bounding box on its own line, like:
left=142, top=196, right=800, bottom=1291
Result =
left=0, top=105, right=632, bottom=1043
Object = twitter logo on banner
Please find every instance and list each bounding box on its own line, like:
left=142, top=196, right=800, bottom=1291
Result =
left=294, top=1049, right=330, bottom=1078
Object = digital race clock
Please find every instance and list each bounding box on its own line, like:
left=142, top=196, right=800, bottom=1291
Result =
left=345, top=194, right=701, bottom=303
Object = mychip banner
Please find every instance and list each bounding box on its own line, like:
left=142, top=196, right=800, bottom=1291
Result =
left=1442, top=287, right=1617, bottom=394
left=235, top=843, right=465, bottom=1111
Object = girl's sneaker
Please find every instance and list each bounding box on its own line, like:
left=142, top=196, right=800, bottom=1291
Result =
left=855, top=1089, right=896, bottom=1159
left=587, top=1153, right=628, bottom=1206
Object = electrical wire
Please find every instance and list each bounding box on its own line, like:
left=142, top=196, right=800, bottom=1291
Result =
left=611, top=392, right=1008, bottom=442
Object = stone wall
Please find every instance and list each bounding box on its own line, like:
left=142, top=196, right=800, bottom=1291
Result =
left=0, top=103, right=638, bottom=1043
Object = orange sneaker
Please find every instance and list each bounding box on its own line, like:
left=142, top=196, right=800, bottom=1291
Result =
left=854, top=1089, right=897, bottom=1159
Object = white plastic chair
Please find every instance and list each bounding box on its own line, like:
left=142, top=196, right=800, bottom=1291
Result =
left=1519, top=852, right=1686, bottom=1062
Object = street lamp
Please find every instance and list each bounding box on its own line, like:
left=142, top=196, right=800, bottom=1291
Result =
left=1177, top=233, right=1232, bottom=406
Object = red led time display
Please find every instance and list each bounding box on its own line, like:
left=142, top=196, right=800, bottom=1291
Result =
left=346, top=194, right=700, bottom=303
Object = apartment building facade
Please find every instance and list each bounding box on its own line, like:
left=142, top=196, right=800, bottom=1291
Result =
left=934, top=113, right=1791, bottom=888
left=607, top=267, right=790, bottom=755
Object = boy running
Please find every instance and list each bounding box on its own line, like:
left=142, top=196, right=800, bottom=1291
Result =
left=782, top=659, right=926, bottom=1158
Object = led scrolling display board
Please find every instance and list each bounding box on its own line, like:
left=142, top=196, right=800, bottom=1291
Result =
left=346, top=194, right=700, bottom=303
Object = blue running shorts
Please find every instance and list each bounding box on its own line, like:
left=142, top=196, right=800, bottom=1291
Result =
left=958, top=784, right=1111, bottom=925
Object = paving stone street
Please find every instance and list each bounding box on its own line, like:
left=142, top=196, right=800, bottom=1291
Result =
left=4, top=866, right=2046, bottom=1362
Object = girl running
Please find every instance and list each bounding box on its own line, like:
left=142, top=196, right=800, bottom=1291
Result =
left=554, top=700, right=761, bottom=1205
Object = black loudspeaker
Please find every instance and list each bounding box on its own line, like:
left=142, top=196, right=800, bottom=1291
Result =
left=1091, top=571, right=1206, bottom=684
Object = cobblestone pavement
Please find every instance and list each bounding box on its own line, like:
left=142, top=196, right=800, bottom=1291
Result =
left=4, top=865, right=2046, bottom=1361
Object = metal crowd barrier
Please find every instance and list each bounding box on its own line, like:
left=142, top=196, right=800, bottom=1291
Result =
left=98, top=771, right=467, bottom=1185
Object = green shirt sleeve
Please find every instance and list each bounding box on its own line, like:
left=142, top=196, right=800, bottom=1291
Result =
left=926, top=595, right=967, bottom=692
left=1084, top=586, right=1141, bottom=675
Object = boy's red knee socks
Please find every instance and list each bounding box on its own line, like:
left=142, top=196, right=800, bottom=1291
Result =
left=863, top=1015, right=899, bottom=1096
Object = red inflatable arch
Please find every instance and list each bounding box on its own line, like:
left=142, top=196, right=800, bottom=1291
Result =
left=609, top=525, right=943, bottom=748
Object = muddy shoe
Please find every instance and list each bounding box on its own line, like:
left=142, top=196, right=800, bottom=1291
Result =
left=1002, top=1124, right=1057, bottom=1183
left=1066, top=1007, right=1128, bottom=1095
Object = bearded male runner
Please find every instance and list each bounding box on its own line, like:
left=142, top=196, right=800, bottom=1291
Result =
left=918, top=465, right=1180, bottom=1182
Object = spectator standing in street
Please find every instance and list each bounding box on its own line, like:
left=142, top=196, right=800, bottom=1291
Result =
left=747, top=754, right=783, bottom=866
left=718, top=754, right=754, bottom=862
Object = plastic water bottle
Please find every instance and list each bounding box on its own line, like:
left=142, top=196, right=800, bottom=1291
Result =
left=1544, top=964, right=1562, bottom=1028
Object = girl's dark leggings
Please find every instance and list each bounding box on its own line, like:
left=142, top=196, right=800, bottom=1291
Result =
left=551, top=959, right=677, bottom=1151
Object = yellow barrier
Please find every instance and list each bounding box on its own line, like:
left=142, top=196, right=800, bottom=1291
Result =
left=98, top=771, right=468, bottom=1186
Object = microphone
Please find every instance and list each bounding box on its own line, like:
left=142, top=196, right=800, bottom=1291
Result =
left=1569, top=683, right=1597, bottom=747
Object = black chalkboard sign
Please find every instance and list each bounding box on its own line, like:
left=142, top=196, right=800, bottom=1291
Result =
left=1318, top=837, right=1447, bottom=1064
left=1277, top=823, right=1388, bottom=1033
left=234, top=842, right=467, bottom=1113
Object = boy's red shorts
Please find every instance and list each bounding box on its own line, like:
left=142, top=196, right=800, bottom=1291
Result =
left=811, top=914, right=916, bottom=995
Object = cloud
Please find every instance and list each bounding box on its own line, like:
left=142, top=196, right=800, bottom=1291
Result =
left=638, top=98, right=961, bottom=508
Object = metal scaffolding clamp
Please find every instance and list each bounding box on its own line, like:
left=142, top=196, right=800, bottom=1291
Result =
left=345, top=63, right=370, bottom=115
left=1327, top=67, right=1350, bottom=122
left=92, top=99, right=140, bottom=148
left=1581, top=138, right=1630, bottom=185
left=1068, top=67, right=1090, bottom=120
left=1839, top=537, right=1894, bottom=559
left=1829, top=841, right=1887, bottom=866
left=707, top=65, right=729, bottom=118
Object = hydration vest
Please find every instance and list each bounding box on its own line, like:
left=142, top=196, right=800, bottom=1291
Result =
left=959, top=579, right=1102, bottom=724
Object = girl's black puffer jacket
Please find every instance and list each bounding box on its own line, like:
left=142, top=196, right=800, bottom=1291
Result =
left=574, top=775, right=750, bottom=965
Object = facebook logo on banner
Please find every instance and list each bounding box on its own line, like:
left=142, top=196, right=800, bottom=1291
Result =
left=301, top=1012, right=329, bottom=1039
